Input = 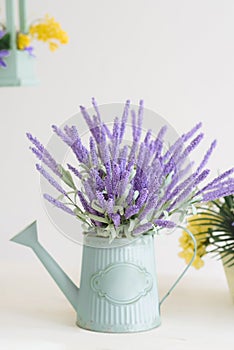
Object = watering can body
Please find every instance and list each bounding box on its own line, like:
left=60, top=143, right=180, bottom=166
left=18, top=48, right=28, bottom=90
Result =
left=78, top=235, right=160, bottom=332
left=11, top=221, right=196, bottom=333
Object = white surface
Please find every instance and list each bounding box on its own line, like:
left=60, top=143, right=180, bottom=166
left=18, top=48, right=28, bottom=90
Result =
left=0, top=260, right=234, bottom=350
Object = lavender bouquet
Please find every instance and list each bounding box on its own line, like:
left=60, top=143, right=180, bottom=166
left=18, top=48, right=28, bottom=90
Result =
left=27, top=99, right=234, bottom=242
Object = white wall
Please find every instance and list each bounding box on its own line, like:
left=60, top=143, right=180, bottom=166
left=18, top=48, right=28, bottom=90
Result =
left=1, top=0, right=234, bottom=281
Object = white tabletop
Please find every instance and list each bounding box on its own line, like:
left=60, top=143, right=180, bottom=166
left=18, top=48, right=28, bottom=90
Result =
left=0, top=261, right=233, bottom=350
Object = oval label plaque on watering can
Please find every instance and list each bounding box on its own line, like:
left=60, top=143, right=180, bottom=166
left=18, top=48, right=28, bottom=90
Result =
left=91, top=262, right=153, bottom=305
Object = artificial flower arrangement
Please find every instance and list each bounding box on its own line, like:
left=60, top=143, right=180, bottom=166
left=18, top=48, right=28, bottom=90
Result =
left=11, top=99, right=234, bottom=332
left=0, top=14, right=68, bottom=68
left=26, top=99, right=234, bottom=242
left=179, top=194, right=234, bottom=269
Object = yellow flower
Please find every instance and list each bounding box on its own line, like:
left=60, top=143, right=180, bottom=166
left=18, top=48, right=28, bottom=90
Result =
left=178, top=214, right=210, bottom=269
left=17, top=33, right=31, bottom=50
left=49, top=42, right=59, bottom=52
left=29, top=15, right=69, bottom=51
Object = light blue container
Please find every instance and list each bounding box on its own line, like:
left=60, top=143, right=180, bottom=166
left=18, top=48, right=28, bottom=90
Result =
left=0, top=0, right=38, bottom=86
left=78, top=234, right=160, bottom=332
left=0, top=50, right=38, bottom=86
left=11, top=221, right=196, bottom=333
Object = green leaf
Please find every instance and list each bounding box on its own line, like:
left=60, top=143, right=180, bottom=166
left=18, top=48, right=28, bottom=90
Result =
left=79, top=163, right=90, bottom=172
left=91, top=200, right=105, bottom=214
left=113, top=205, right=124, bottom=215
left=133, top=191, right=139, bottom=201
left=129, top=168, right=136, bottom=181
left=57, top=194, right=65, bottom=201
left=58, top=165, right=77, bottom=190
left=116, top=184, right=131, bottom=205
left=88, top=213, right=109, bottom=224
left=0, top=33, right=11, bottom=50
left=191, top=204, right=197, bottom=215
left=73, top=208, right=89, bottom=223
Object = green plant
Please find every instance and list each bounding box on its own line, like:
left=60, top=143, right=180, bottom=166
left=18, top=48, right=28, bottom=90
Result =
left=179, top=195, right=234, bottom=267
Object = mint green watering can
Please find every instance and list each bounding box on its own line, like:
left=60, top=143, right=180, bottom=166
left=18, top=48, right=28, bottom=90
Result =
left=11, top=221, right=196, bottom=333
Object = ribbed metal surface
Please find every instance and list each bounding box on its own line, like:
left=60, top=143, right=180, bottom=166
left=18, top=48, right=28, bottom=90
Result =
left=77, top=235, right=161, bottom=332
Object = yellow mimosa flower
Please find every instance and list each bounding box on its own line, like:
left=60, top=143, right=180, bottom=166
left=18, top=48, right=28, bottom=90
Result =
left=29, top=15, right=69, bottom=51
left=17, top=33, right=31, bottom=50
left=178, top=214, right=210, bottom=269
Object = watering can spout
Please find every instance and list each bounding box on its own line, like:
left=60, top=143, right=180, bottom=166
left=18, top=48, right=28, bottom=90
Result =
left=11, top=221, right=79, bottom=311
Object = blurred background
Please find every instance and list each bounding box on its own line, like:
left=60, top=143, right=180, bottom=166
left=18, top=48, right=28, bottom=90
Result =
left=1, top=0, right=234, bottom=284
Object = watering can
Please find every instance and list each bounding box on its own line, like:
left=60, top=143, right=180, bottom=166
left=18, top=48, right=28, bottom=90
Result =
left=11, top=221, right=196, bottom=333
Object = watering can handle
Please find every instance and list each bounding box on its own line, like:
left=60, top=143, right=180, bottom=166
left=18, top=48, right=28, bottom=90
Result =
left=159, top=225, right=197, bottom=307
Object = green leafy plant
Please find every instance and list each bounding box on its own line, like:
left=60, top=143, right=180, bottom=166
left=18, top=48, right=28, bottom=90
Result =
left=179, top=195, right=234, bottom=267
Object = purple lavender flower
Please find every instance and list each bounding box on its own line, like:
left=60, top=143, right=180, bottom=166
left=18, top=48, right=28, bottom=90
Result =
left=83, top=179, right=96, bottom=202
left=182, top=122, right=202, bottom=142
left=24, top=46, right=35, bottom=57
left=131, top=109, right=138, bottom=143
left=197, top=168, right=234, bottom=195
left=36, top=164, right=67, bottom=196
left=144, top=130, right=152, bottom=146
left=202, top=185, right=234, bottom=202
left=177, top=133, right=204, bottom=166
left=136, top=100, right=144, bottom=141
left=112, top=162, right=120, bottom=195
left=106, top=198, right=114, bottom=214
left=138, top=194, right=158, bottom=221
left=132, top=222, right=153, bottom=236
left=44, top=194, right=75, bottom=216
left=0, top=50, right=10, bottom=68
left=26, top=133, right=44, bottom=153
left=90, top=168, right=105, bottom=191
left=167, top=169, right=210, bottom=212
left=196, top=140, right=217, bottom=173
left=154, top=219, right=176, bottom=229
left=125, top=205, right=139, bottom=219
left=120, top=100, right=130, bottom=141
left=67, top=163, right=82, bottom=179
left=111, top=213, right=121, bottom=227
left=118, top=145, right=128, bottom=172
left=52, top=125, right=73, bottom=146
left=89, top=137, right=98, bottom=167
left=27, top=133, right=61, bottom=177
left=77, top=190, right=97, bottom=215
left=118, top=170, right=130, bottom=197
left=92, top=97, right=102, bottom=124
left=27, top=99, right=234, bottom=241
left=151, top=125, right=167, bottom=157
left=136, top=188, right=148, bottom=209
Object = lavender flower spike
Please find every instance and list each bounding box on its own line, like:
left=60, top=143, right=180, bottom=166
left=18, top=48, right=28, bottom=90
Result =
left=196, top=140, right=217, bottom=173
left=136, top=99, right=144, bottom=141
left=26, top=133, right=44, bottom=153
left=197, top=167, right=234, bottom=195
left=120, top=99, right=130, bottom=141
left=67, top=163, right=82, bottom=179
left=36, top=164, right=67, bottom=196
left=27, top=99, right=234, bottom=241
left=52, top=125, right=73, bottom=146
left=181, top=122, right=202, bottom=142
left=44, top=194, right=75, bottom=216
left=125, top=205, right=139, bottom=219
left=0, top=49, right=10, bottom=68
left=92, top=97, right=102, bottom=124
left=154, top=220, right=176, bottom=229
left=179, top=133, right=204, bottom=163
left=202, top=185, right=234, bottom=202
left=132, top=222, right=153, bottom=236
left=27, top=133, right=61, bottom=177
